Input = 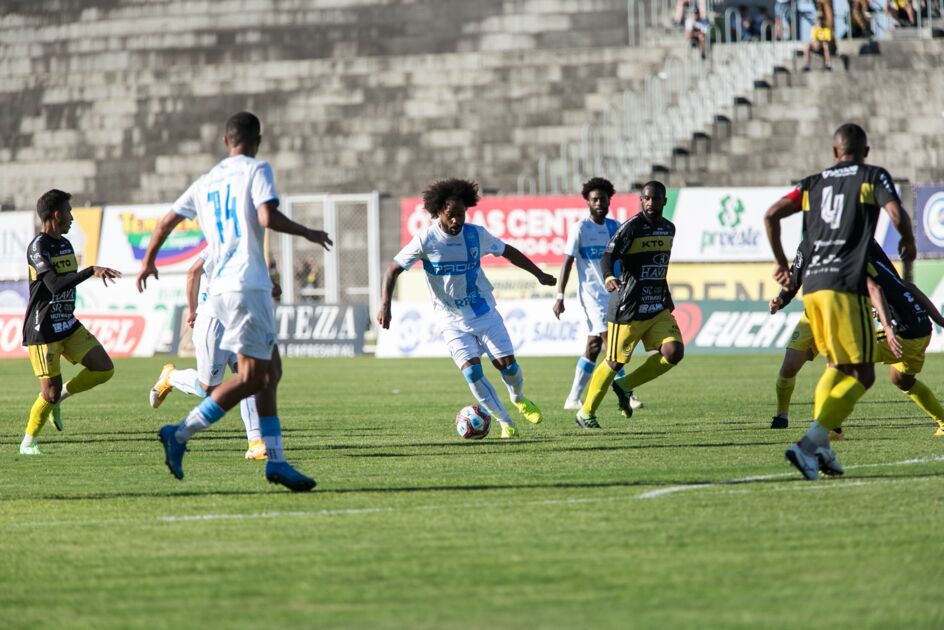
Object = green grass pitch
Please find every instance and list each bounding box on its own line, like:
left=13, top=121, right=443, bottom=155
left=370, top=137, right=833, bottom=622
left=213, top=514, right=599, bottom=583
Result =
left=1, top=354, right=942, bottom=629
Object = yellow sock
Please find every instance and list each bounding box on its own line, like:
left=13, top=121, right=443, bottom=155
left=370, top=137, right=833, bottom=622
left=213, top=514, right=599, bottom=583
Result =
left=616, top=353, right=675, bottom=391
left=813, top=367, right=845, bottom=420
left=580, top=361, right=618, bottom=417
left=25, top=394, right=56, bottom=438
left=815, top=368, right=867, bottom=430
left=64, top=367, right=114, bottom=396
left=904, top=379, right=944, bottom=428
left=775, top=375, right=796, bottom=417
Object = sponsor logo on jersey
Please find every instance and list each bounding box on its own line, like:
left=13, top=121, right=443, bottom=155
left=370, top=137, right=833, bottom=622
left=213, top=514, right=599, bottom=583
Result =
left=640, top=265, right=668, bottom=280
left=822, top=165, right=859, bottom=178
left=120, top=212, right=207, bottom=266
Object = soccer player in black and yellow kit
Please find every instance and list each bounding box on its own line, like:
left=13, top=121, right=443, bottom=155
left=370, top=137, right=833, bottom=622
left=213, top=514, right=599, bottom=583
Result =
left=770, top=240, right=944, bottom=437
left=19, top=189, right=121, bottom=455
left=765, top=123, right=917, bottom=480
left=575, top=181, right=683, bottom=429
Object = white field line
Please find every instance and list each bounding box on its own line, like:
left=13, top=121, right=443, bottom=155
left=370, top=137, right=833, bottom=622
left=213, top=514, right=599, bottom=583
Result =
left=636, top=454, right=944, bottom=499
left=2, top=455, right=941, bottom=529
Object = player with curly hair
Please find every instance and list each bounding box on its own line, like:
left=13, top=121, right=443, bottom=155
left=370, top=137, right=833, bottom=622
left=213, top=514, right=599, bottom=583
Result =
left=378, top=178, right=556, bottom=438
left=553, top=177, right=643, bottom=412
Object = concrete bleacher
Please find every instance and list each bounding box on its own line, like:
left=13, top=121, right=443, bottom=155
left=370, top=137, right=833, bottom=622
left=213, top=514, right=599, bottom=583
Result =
left=658, top=38, right=944, bottom=187
left=0, top=0, right=679, bottom=211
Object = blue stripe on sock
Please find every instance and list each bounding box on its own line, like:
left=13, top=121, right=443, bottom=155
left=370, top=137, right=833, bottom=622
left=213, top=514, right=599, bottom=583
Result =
left=259, top=415, right=282, bottom=437
left=578, top=357, right=595, bottom=373
left=462, top=364, right=485, bottom=383
left=499, top=363, right=520, bottom=376
left=197, top=397, right=226, bottom=424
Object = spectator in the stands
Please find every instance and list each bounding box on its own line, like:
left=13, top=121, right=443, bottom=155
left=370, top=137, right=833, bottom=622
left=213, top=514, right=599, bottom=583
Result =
left=887, top=0, right=916, bottom=26
left=685, top=6, right=709, bottom=58
left=802, top=13, right=834, bottom=71
left=675, top=0, right=708, bottom=28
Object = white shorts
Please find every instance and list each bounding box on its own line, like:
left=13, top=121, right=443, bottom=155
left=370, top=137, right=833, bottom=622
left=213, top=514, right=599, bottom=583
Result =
left=581, top=299, right=608, bottom=336
left=209, top=290, right=277, bottom=361
left=192, top=314, right=236, bottom=387
left=441, top=309, right=516, bottom=368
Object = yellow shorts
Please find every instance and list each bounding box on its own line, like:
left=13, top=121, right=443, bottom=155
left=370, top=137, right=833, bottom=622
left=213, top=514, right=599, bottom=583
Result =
left=27, top=324, right=101, bottom=379
left=605, top=309, right=682, bottom=364
left=785, top=312, right=816, bottom=355
left=876, top=332, right=929, bottom=375
left=804, top=290, right=875, bottom=366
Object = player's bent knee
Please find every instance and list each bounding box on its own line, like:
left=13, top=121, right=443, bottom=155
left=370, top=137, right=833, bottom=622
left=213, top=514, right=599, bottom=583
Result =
left=890, top=371, right=914, bottom=391
left=663, top=344, right=684, bottom=365
left=462, top=364, right=485, bottom=383
left=586, top=337, right=603, bottom=358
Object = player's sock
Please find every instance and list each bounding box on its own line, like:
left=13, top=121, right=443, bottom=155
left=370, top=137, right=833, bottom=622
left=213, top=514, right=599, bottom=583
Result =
left=21, top=434, right=36, bottom=449
left=798, top=420, right=831, bottom=453
left=259, top=416, right=285, bottom=463
left=25, top=394, right=55, bottom=438
left=499, top=362, right=525, bottom=404
left=240, top=395, right=262, bottom=442
left=814, top=368, right=867, bottom=430
left=462, top=365, right=512, bottom=423
left=581, top=361, right=618, bottom=416
left=616, top=353, right=674, bottom=391
left=812, top=367, right=844, bottom=420
left=168, top=369, right=207, bottom=397
left=775, top=375, right=796, bottom=418
left=904, top=379, right=944, bottom=426
left=174, top=397, right=226, bottom=442
left=568, top=357, right=596, bottom=402
left=63, top=367, right=114, bottom=396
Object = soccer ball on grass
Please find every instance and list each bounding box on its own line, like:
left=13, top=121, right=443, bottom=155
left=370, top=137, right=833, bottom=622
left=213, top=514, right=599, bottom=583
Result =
left=455, top=405, right=491, bottom=439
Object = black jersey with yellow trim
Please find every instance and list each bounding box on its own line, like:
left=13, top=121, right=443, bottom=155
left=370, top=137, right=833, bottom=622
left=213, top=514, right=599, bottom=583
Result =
left=23, top=233, right=83, bottom=345
left=798, top=161, right=899, bottom=296
left=866, top=242, right=931, bottom=339
left=603, top=213, right=676, bottom=324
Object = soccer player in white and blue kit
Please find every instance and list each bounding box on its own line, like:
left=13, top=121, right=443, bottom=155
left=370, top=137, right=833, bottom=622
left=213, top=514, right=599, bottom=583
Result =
left=377, top=179, right=556, bottom=438
left=553, top=178, right=643, bottom=413
left=137, top=112, right=332, bottom=491
left=147, top=248, right=267, bottom=461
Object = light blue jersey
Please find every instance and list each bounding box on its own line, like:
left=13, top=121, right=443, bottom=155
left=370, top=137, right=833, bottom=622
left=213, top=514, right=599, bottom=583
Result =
left=394, top=222, right=506, bottom=324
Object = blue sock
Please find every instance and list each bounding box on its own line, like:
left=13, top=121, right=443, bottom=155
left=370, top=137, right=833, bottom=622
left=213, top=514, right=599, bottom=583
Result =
left=174, top=397, right=226, bottom=442
left=259, top=415, right=285, bottom=463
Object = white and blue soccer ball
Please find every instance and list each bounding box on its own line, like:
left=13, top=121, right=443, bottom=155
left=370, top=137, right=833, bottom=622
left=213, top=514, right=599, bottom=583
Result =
left=455, top=405, right=491, bottom=440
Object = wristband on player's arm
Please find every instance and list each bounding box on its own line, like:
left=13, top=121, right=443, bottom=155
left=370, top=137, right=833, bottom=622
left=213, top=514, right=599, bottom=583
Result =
left=604, top=276, right=617, bottom=286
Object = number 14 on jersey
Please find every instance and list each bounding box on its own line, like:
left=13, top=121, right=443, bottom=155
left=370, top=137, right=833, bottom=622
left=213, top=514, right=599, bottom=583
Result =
left=208, top=185, right=241, bottom=243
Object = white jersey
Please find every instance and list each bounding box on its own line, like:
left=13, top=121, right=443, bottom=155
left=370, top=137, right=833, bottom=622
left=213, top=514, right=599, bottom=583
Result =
left=564, top=217, right=620, bottom=312
left=172, top=154, right=276, bottom=295
left=194, top=248, right=216, bottom=318
left=394, top=222, right=506, bottom=324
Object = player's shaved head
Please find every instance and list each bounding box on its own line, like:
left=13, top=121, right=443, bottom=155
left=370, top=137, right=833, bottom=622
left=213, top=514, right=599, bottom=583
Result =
left=833, top=123, right=868, bottom=160
left=225, top=111, right=262, bottom=149
left=422, top=179, right=480, bottom=217
left=641, top=180, right=666, bottom=198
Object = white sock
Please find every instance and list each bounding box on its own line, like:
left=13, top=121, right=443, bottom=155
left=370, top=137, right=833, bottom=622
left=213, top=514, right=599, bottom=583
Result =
left=168, top=369, right=205, bottom=397
left=569, top=357, right=595, bottom=401
left=464, top=378, right=512, bottom=423
left=499, top=363, right=525, bottom=403
left=240, top=396, right=261, bottom=442
left=21, top=434, right=35, bottom=448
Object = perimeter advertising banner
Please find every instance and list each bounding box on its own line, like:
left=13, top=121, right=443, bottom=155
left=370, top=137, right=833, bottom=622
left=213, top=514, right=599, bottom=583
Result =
left=914, top=185, right=944, bottom=257
left=375, top=298, right=808, bottom=358
left=0, top=212, right=35, bottom=280
left=97, top=204, right=207, bottom=274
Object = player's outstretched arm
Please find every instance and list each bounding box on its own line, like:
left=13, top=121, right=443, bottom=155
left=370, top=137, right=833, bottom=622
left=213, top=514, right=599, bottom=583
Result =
left=764, top=197, right=800, bottom=287
left=41, top=266, right=120, bottom=295
left=552, top=256, right=575, bottom=319
left=376, top=262, right=404, bottom=329
left=137, top=210, right=185, bottom=292
left=866, top=276, right=903, bottom=358
left=185, top=257, right=204, bottom=328
left=882, top=200, right=917, bottom=264
left=502, top=244, right=555, bottom=286
left=257, top=201, right=333, bottom=250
